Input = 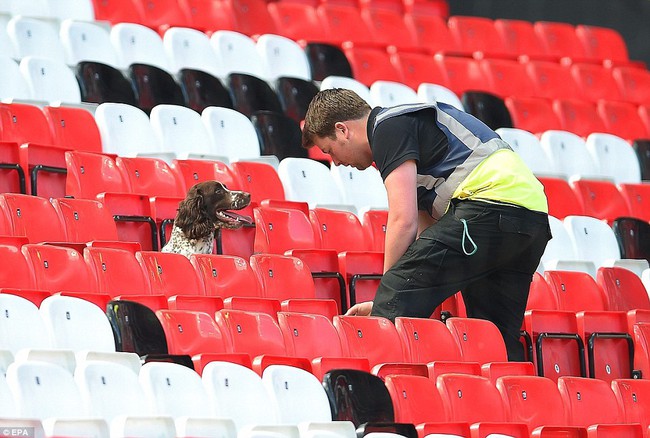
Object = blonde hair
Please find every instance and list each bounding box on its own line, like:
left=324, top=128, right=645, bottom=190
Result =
left=302, top=88, right=371, bottom=148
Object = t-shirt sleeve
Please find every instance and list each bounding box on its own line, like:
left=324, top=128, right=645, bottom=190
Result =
left=372, top=116, right=420, bottom=181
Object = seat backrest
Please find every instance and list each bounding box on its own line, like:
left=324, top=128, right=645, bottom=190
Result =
left=0, top=55, right=30, bottom=100
left=39, top=294, right=116, bottom=352
left=163, top=26, right=221, bottom=77
left=215, top=309, right=287, bottom=357
left=612, top=217, right=650, bottom=261
left=83, top=246, right=152, bottom=297
left=230, top=161, right=285, bottom=206
left=7, top=16, right=65, bottom=60
left=557, top=376, right=624, bottom=427
left=51, top=197, right=120, bottom=242
left=22, top=244, right=97, bottom=294
left=116, top=156, right=185, bottom=198
left=75, top=360, right=150, bottom=422
left=540, top=215, right=578, bottom=267
left=190, top=254, right=262, bottom=298
left=436, top=373, right=508, bottom=423
left=210, top=30, right=265, bottom=78
left=321, top=368, right=394, bottom=426
left=110, top=22, right=170, bottom=71
left=201, top=106, right=262, bottom=161
left=0, top=194, right=67, bottom=243
left=505, top=95, right=561, bottom=134
left=368, top=80, right=419, bottom=107
left=598, top=100, right=649, bottom=141
left=19, top=56, right=82, bottom=104
left=611, top=378, right=650, bottom=433
left=150, top=104, right=214, bottom=158
left=384, top=374, right=447, bottom=424
left=43, top=105, right=102, bottom=153
left=539, top=129, right=598, bottom=179
left=249, top=253, right=316, bottom=301
left=0, top=293, right=51, bottom=354
left=416, top=83, right=463, bottom=110
left=330, top=164, right=389, bottom=212
left=6, top=360, right=87, bottom=419
left=564, top=215, right=621, bottom=269
left=320, top=76, right=371, bottom=104
left=137, top=251, right=205, bottom=297
left=445, top=317, right=509, bottom=364
left=202, top=361, right=278, bottom=430
left=570, top=179, right=630, bottom=224
left=552, top=97, right=606, bottom=138
left=60, top=19, right=117, bottom=67
left=537, top=177, right=585, bottom=220
left=278, top=157, right=343, bottom=208
left=395, top=317, right=463, bottom=363
left=333, top=315, right=405, bottom=368
left=585, top=133, right=642, bottom=184
left=95, top=102, right=162, bottom=156
left=139, top=361, right=213, bottom=418
left=597, top=266, right=650, bottom=311
left=277, top=311, right=344, bottom=359
left=253, top=206, right=320, bottom=254
left=256, top=33, right=311, bottom=82
left=106, top=299, right=169, bottom=356
left=544, top=270, right=607, bottom=312
left=309, top=208, right=369, bottom=252
left=262, top=364, right=332, bottom=424
left=496, top=375, right=567, bottom=429
left=155, top=309, right=227, bottom=356
left=65, top=150, right=130, bottom=198
left=495, top=127, right=555, bottom=176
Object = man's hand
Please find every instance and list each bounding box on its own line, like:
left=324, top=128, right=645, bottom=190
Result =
left=344, top=301, right=373, bottom=316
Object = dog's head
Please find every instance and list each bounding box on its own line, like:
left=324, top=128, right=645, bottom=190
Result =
left=174, top=181, right=251, bottom=240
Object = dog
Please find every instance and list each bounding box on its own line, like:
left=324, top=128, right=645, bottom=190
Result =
left=162, top=181, right=251, bottom=258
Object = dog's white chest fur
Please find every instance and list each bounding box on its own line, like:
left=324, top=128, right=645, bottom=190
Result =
left=161, top=226, right=215, bottom=258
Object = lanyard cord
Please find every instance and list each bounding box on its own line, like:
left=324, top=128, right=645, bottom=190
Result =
left=460, top=218, right=478, bottom=256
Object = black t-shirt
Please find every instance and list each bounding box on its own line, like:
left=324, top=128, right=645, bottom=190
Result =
left=367, top=107, right=448, bottom=181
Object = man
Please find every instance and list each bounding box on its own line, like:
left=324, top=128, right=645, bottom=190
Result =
left=301, top=89, right=551, bottom=361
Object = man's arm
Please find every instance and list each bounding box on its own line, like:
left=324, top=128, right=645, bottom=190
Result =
left=383, top=159, right=419, bottom=273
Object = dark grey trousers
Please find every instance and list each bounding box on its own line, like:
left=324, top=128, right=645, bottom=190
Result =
left=371, top=199, right=552, bottom=361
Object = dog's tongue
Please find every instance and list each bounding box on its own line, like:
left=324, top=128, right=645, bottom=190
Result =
left=223, top=211, right=253, bottom=224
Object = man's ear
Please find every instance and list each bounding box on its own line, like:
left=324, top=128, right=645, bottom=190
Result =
left=334, top=121, right=348, bottom=137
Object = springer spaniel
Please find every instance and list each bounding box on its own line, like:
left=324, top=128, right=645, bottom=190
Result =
left=162, top=181, right=251, bottom=258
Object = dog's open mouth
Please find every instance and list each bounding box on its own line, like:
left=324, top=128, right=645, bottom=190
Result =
left=215, top=210, right=253, bottom=225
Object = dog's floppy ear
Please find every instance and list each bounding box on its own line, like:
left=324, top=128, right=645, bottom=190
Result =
left=175, top=186, right=214, bottom=240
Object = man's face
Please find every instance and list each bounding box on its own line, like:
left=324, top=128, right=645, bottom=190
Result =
left=313, top=122, right=373, bottom=169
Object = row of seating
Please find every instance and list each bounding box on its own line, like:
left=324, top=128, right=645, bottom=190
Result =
left=5, top=287, right=650, bottom=387
left=9, top=353, right=650, bottom=438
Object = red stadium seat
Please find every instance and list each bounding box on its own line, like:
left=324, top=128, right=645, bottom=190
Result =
left=116, top=157, right=185, bottom=199
left=0, top=194, right=67, bottom=243
left=384, top=375, right=448, bottom=425
left=190, top=254, right=263, bottom=298
left=133, top=0, right=191, bottom=31
left=177, top=0, right=234, bottom=33
left=277, top=311, right=347, bottom=364
left=445, top=317, right=509, bottom=364
left=525, top=60, right=581, bottom=100
left=360, top=8, right=418, bottom=51
left=136, top=251, right=206, bottom=298
left=447, top=16, right=509, bottom=59
left=389, top=51, right=448, bottom=91
left=334, top=315, right=405, bottom=368
left=168, top=295, right=224, bottom=314
left=544, top=270, right=608, bottom=312
left=536, top=176, right=585, bottom=219
left=315, top=4, right=375, bottom=47
left=619, top=183, right=650, bottom=222
left=557, top=376, right=625, bottom=428
left=249, top=253, right=316, bottom=301
left=0, top=244, right=37, bottom=290
left=552, top=98, right=606, bottom=138
left=266, top=3, right=325, bottom=42
left=51, top=198, right=120, bottom=244
left=478, top=58, right=535, bottom=99
left=569, top=179, right=630, bottom=224
left=42, top=106, right=102, bottom=153
left=494, top=19, right=551, bottom=62
left=597, top=266, right=650, bottom=311
left=436, top=374, right=508, bottom=424
left=570, top=63, right=622, bottom=103
left=22, top=244, right=97, bottom=294
left=496, top=375, right=568, bottom=430
left=395, top=316, right=463, bottom=363
left=403, top=13, right=457, bottom=56
left=83, top=246, right=152, bottom=298
left=597, top=100, right=649, bottom=141
left=575, top=25, right=631, bottom=66
left=534, top=21, right=589, bottom=64
left=156, top=309, right=228, bottom=356
left=611, top=378, right=650, bottom=434
left=361, top=209, right=388, bottom=252
left=223, top=0, right=278, bottom=36
left=505, top=96, right=562, bottom=134
left=91, top=0, right=145, bottom=25
left=342, top=44, right=403, bottom=86
left=611, top=66, right=650, bottom=105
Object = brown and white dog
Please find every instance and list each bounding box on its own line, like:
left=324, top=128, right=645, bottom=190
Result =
left=161, top=181, right=251, bottom=258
